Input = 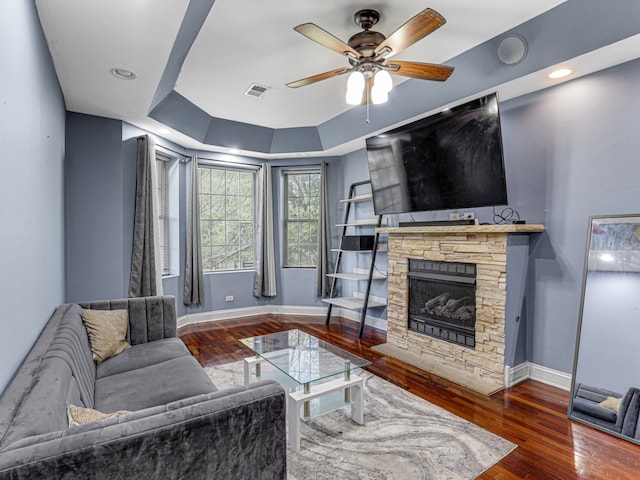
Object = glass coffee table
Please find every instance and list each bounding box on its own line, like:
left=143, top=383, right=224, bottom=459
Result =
left=240, top=329, right=371, bottom=451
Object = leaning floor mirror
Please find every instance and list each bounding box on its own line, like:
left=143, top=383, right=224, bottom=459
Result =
left=569, top=214, right=640, bottom=444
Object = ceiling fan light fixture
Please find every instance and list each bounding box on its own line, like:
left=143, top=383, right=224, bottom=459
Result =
left=346, top=71, right=365, bottom=105
left=371, top=84, right=388, bottom=104
left=374, top=70, right=393, bottom=93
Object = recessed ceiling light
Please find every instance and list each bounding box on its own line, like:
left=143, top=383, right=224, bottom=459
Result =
left=548, top=68, right=572, bottom=79
left=158, top=128, right=171, bottom=135
left=228, top=148, right=239, bottom=154
left=110, top=68, right=137, bottom=80
left=600, top=253, right=615, bottom=262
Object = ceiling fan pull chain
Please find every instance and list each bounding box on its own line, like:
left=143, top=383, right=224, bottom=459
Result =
left=366, top=82, right=370, bottom=123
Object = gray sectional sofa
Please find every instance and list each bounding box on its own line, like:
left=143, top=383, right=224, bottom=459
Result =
left=571, top=383, right=640, bottom=440
left=0, top=296, right=287, bottom=479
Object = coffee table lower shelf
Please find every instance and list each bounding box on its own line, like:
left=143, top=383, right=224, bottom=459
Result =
left=243, top=355, right=364, bottom=451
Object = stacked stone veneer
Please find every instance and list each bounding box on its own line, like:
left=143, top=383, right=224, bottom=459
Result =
left=386, top=230, right=509, bottom=386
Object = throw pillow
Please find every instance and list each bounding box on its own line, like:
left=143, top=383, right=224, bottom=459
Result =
left=81, top=309, right=131, bottom=363
left=67, top=404, right=129, bottom=428
left=599, top=396, right=622, bottom=413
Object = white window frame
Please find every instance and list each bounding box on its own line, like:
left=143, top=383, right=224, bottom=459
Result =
left=283, top=168, right=321, bottom=268
left=198, top=164, right=257, bottom=272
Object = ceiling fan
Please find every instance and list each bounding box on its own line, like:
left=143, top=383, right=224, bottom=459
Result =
left=286, top=7, right=455, bottom=105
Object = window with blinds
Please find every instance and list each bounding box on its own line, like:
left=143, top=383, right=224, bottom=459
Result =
left=155, top=154, right=170, bottom=276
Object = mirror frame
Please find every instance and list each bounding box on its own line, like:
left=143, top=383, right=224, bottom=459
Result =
left=568, top=213, right=640, bottom=445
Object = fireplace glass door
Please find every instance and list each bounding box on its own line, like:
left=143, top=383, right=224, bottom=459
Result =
left=408, top=259, right=476, bottom=348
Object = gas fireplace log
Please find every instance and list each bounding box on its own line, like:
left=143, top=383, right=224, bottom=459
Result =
left=424, top=292, right=451, bottom=311
left=453, top=305, right=475, bottom=322
left=445, top=296, right=473, bottom=313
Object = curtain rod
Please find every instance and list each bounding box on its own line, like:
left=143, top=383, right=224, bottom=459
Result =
left=137, top=135, right=191, bottom=161
left=197, top=157, right=260, bottom=171
left=271, top=163, right=323, bottom=169
left=156, top=143, right=191, bottom=161
left=195, top=158, right=323, bottom=170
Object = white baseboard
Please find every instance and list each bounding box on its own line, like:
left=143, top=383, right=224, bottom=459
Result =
left=178, top=305, right=388, bottom=331
left=505, top=362, right=572, bottom=391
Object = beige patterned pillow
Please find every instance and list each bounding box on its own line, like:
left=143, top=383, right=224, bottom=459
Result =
left=81, top=309, right=131, bottom=363
left=67, top=404, right=129, bottom=427
left=599, top=396, right=623, bottom=413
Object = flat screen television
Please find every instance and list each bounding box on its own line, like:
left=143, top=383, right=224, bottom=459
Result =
left=365, top=93, right=508, bottom=215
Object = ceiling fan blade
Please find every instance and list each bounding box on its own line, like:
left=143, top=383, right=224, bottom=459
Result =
left=294, top=23, right=361, bottom=59
left=286, top=67, right=350, bottom=88
left=387, top=61, right=454, bottom=81
left=374, top=8, right=446, bottom=58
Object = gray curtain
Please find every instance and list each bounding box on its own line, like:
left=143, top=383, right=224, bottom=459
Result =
left=316, top=161, right=332, bottom=297
left=184, top=156, right=204, bottom=306
left=129, top=135, right=164, bottom=297
left=253, top=163, right=277, bottom=297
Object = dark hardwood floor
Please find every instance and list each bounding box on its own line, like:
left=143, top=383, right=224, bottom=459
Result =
left=180, top=315, right=640, bottom=479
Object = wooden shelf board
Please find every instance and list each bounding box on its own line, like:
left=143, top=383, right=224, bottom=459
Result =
left=340, top=193, right=373, bottom=203
left=321, top=296, right=387, bottom=310
left=327, top=272, right=386, bottom=281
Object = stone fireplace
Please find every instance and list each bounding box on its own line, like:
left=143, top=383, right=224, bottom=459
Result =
left=377, top=224, right=544, bottom=391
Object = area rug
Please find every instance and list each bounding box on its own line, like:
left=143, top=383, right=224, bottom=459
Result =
left=205, top=361, right=516, bottom=480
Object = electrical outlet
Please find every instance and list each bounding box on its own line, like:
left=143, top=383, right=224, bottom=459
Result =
left=462, top=212, right=475, bottom=220
left=225, top=295, right=234, bottom=302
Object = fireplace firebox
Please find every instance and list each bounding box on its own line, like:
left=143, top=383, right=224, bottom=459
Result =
left=408, top=259, right=477, bottom=348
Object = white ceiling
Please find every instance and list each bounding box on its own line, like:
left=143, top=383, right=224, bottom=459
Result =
left=34, top=0, right=640, bottom=158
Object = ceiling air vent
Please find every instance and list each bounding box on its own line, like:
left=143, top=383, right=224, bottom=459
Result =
left=244, top=83, right=269, bottom=98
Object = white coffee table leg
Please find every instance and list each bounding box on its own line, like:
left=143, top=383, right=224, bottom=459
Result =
left=287, top=394, right=302, bottom=451
left=350, top=380, right=364, bottom=424
left=243, top=356, right=262, bottom=386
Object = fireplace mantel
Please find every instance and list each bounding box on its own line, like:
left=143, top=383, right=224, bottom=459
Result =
left=378, top=224, right=545, bottom=235
left=376, top=223, right=544, bottom=393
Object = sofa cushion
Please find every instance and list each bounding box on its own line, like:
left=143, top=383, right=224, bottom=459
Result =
left=96, top=338, right=192, bottom=379
left=79, top=296, right=176, bottom=345
left=81, top=309, right=131, bottom=363
left=47, top=307, right=96, bottom=407
left=94, top=356, right=217, bottom=412
left=573, top=397, right=617, bottom=423
left=0, top=358, right=76, bottom=448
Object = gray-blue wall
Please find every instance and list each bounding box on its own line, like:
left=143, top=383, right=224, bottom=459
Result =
left=0, top=0, right=66, bottom=394
left=64, top=117, right=342, bottom=317
left=500, top=59, right=640, bottom=374
left=65, top=114, right=128, bottom=301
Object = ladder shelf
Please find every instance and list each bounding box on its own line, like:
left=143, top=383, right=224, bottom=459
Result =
left=324, top=180, right=386, bottom=338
